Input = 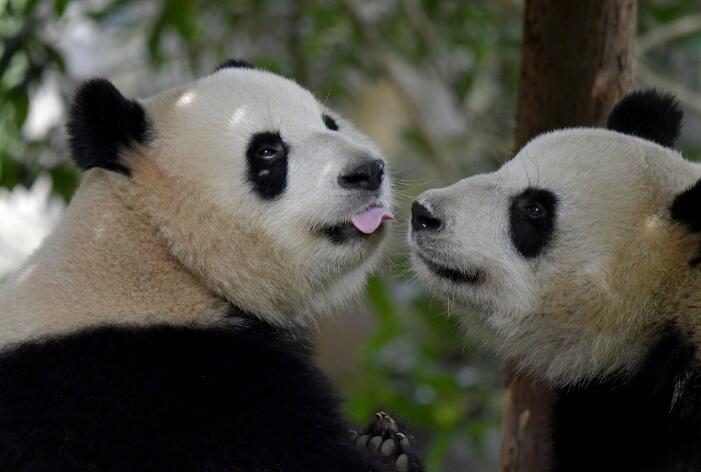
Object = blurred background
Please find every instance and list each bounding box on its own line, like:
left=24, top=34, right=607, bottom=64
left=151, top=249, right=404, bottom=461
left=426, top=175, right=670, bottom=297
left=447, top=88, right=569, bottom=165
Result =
left=1, top=0, right=700, bottom=469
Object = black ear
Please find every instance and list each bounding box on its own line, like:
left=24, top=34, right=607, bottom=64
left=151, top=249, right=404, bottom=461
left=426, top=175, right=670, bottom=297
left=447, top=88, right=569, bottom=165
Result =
left=671, top=179, right=701, bottom=233
left=606, top=89, right=682, bottom=148
left=67, top=79, right=152, bottom=176
left=215, top=59, right=255, bottom=72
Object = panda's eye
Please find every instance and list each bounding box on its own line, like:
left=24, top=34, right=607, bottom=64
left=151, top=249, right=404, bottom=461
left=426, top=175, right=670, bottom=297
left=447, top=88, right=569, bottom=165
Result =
left=525, top=202, right=546, bottom=219
left=246, top=131, right=289, bottom=200
left=323, top=114, right=339, bottom=131
left=256, top=144, right=282, bottom=159
left=509, top=188, right=557, bottom=258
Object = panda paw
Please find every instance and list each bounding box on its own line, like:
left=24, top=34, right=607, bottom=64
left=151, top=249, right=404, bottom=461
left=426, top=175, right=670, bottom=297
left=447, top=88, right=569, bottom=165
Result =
left=351, top=412, right=424, bottom=472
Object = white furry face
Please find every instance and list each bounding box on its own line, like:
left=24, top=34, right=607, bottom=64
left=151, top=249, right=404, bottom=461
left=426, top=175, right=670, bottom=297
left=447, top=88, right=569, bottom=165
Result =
left=410, top=129, right=701, bottom=385
left=130, top=68, right=393, bottom=324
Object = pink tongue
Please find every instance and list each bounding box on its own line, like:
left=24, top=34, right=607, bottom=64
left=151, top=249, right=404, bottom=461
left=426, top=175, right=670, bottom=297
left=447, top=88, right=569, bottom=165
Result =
left=351, top=208, right=394, bottom=234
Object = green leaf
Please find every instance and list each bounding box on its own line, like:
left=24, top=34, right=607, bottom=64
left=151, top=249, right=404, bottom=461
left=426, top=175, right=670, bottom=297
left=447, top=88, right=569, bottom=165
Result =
left=53, top=0, right=69, bottom=15
left=49, top=163, right=80, bottom=202
left=44, top=44, right=66, bottom=72
left=425, top=428, right=456, bottom=472
left=12, top=88, right=28, bottom=128
left=0, top=150, right=20, bottom=188
left=147, top=13, right=166, bottom=64
left=366, top=275, right=395, bottom=324
left=169, top=0, right=197, bottom=40
left=21, top=0, right=41, bottom=15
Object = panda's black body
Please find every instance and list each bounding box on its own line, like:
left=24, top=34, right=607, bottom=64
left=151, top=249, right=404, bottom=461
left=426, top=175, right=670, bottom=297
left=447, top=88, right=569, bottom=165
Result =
left=0, top=313, right=389, bottom=471
left=553, top=328, right=701, bottom=471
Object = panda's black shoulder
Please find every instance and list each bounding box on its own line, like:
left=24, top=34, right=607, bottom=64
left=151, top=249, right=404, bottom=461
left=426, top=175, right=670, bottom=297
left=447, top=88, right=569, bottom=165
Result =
left=552, top=328, right=701, bottom=471
left=0, top=321, right=372, bottom=470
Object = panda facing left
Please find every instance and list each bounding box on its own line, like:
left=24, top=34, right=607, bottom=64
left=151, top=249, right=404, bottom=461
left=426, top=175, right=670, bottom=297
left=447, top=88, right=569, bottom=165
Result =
left=0, top=60, right=422, bottom=472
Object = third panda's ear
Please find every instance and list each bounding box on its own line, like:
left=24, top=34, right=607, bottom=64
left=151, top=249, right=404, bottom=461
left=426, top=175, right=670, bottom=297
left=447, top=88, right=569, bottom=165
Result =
left=67, top=78, right=152, bottom=176
left=671, top=179, right=701, bottom=234
left=214, top=59, right=255, bottom=72
left=606, top=89, right=682, bottom=148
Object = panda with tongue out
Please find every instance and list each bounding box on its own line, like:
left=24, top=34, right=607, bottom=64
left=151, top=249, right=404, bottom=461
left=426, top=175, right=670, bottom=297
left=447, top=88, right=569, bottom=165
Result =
left=0, top=61, right=420, bottom=471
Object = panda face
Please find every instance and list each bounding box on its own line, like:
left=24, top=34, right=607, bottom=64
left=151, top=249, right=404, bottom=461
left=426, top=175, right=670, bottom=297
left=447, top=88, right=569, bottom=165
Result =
left=119, top=67, right=393, bottom=325
left=410, top=127, right=701, bottom=385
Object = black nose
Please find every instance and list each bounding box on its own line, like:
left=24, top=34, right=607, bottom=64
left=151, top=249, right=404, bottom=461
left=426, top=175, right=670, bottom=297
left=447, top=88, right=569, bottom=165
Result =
left=338, top=159, right=385, bottom=191
left=411, top=200, right=442, bottom=232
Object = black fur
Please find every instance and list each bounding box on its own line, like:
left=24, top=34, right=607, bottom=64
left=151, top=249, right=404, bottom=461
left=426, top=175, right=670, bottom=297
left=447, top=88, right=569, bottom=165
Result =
left=215, top=59, right=255, bottom=71
left=671, top=178, right=701, bottom=233
left=323, top=114, right=339, bottom=131
left=606, top=89, right=683, bottom=148
left=246, top=131, right=289, bottom=200
left=552, top=328, right=701, bottom=471
left=671, top=178, right=701, bottom=264
left=67, top=79, right=152, bottom=176
left=509, top=188, right=557, bottom=258
left=0, top=320, right=396, bottom=471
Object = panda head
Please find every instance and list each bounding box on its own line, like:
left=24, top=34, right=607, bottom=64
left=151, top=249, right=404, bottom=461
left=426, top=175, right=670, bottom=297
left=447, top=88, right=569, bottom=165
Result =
left=409, top=90, right=701, bottom=385
left=68, top=61, right=393, bottom=326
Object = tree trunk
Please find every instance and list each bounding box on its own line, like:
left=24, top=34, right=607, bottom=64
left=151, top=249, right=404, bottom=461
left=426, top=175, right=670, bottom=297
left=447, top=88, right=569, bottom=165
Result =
left=500, top=2, right=637, bottom=471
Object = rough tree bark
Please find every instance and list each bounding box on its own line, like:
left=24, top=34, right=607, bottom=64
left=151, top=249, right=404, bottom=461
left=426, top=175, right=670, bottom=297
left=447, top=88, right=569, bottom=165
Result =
left=500, top=2, right=637, bottom=471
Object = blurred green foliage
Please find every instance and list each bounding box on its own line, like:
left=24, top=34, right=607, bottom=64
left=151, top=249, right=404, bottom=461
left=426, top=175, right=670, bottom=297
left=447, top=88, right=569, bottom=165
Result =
left=346, top=275, right=503, bottom=470
left=0, top=0, right=74, bottom=197
left=2, top=0, right=701, bottom=469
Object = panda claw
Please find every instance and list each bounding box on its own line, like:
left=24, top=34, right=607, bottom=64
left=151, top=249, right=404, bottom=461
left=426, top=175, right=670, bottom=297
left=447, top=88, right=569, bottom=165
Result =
left=397, top=433, right=412, bottom=452
left=353, top=412, right=424, bottom=471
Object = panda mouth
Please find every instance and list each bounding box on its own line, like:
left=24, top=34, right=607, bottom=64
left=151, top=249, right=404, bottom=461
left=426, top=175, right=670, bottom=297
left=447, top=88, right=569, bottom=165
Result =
left=320, top=206, right=394, bottom=244
left=418, top=253, right=481, bottom=284
left=321, top=222, right=374, bottom=243
left=321, top=221, right=387, bottom=244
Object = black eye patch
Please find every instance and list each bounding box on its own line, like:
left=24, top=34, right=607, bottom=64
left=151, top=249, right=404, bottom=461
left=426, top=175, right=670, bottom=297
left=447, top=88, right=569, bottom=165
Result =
left=245, top=132, right=289, bottom=200
left=509, top=188, right=558, bottom=258
left=322, top=114, right=338, bottom=131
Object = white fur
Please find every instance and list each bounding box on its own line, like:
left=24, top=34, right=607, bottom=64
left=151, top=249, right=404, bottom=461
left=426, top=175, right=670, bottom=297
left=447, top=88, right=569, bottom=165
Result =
left=0, top=68, right=392, bottom=349
left=411, top=128, right=701, bottom=386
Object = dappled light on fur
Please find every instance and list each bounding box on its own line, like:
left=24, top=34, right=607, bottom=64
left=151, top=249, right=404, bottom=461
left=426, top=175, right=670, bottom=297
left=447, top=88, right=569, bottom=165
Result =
left=229, top=106, right=247, bottom=126
left=645, top=214, right=663, bottom=230
left=13, top=260, right=37, bottom=285
left=175, top=89, right=197, bottom=108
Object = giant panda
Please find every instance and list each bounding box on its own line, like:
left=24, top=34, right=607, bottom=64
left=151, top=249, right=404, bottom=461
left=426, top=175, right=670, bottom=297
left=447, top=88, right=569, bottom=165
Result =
left=0, top=60, right=422, bottom=472
left=408, top=90, right=701, bottom=471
